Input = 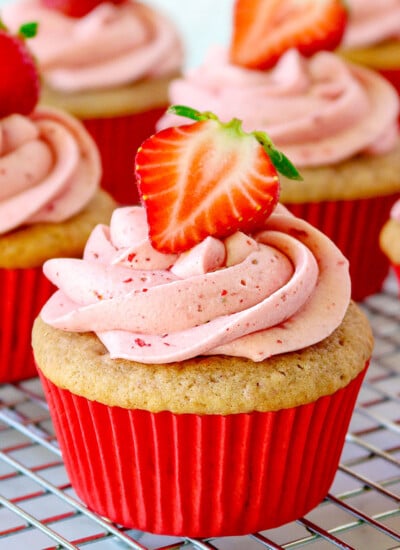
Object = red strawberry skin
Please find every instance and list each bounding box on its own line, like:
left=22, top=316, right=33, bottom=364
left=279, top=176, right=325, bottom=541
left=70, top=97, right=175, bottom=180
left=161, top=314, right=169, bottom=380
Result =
left=41, top=0, right=125, bottom=17
left=0, top=31, right=39, bottom=118
left=230, top=0, right=348, bottom=70
left=135, top=120, right=280, bottom=254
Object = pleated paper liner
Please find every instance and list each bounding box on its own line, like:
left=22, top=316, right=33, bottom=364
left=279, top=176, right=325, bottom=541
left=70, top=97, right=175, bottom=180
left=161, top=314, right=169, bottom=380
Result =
left=285, top=193, right=400, bottom=301
left=0, top=268, right=55, bottom=382
left=82, top=106, right=167, bottom=206
left=391, top=264, right=400, bottom=296
left=38, top=363, right=368, bottom=538
left=379, top=68, right=400, bottom=95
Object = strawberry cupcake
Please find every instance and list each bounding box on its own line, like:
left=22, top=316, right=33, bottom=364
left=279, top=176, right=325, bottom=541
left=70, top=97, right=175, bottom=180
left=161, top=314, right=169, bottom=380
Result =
left=0, top=22, right=115, bottom=382
left=32, top=108, right=373, bottom=537
left=3, top=0, right=184, bottom=205
left=339, top=0, right=400, bottom=101
left=158, top=0, right=400, bottom=301
left=380, top=199, right=400, bottom=294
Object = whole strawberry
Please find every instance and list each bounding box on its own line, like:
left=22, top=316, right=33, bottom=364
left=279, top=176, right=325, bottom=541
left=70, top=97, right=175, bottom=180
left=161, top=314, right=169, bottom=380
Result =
left=0, top=21, right=39, bottom=119
left=41, top=0, right=125, bottom=18
left=136, top=105, right=301, bottom=254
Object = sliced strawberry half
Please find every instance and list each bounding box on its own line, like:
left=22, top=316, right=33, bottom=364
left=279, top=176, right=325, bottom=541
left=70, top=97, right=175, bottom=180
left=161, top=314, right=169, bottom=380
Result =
left=135, top=106, right=301, bottom=254
left=41, top=0, right=125, bottom=18
left=0, top=22, right=40, bottom=118
left=230, top=0, right=348, bottom=70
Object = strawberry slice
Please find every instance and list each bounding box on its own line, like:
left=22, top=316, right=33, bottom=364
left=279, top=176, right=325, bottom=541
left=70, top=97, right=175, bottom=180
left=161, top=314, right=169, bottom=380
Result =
left=41, top=0, right=125, bottom=18
left=135, top=106, right=301, bottom=254
left=230, top=0, right=348, bottom=70
left=0, top=21, right=39, bottom=118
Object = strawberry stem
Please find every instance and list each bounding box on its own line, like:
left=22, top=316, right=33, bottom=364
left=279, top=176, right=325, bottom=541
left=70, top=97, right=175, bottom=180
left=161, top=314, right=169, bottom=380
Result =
left=253, top=131, right=302, bottom=181
left=18, top=22, right=38, bottom=39
left=168, top=104, right=302, bottom=181
left=168, top=105, right=212, bottom=121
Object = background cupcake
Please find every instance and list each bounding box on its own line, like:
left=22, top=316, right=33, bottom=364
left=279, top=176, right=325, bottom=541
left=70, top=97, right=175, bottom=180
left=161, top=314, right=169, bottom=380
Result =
left=3, top=0, right=184, bottom=205
left=380, top=199, right=400, bottom=294
left=158, top=0, right=400, bottom=301
left=32, top=111, right=373, bottom=537
left=339, top=0, right=400, bottom=101
left=0, top=22, right=115, bottom=382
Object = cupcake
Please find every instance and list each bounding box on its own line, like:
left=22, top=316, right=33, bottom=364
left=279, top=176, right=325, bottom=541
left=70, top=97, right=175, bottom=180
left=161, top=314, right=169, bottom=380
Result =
left=157, top=0, right=400, bottom=301
left=3, top=0, right=184, bottom=205
left=380, top=199, right=400, bottom=294
left=339, top=0, right=400, bottom=100
left=32, top=108, right=374, bottom=537
left=0, top=22, right=115, bottom=382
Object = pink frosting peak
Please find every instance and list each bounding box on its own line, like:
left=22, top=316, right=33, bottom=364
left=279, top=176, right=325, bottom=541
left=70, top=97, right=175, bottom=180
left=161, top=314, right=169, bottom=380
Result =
left=41, top=204, right=351, bottom=363
left=0, top=107, right=100, bottom=234
left=343, top=0, right=400, bottom=48
left=3, top=0, right=183, bottom=92
left=157, top=47, right=399, bottom=167
left=391, top=199, right=400, bottom=221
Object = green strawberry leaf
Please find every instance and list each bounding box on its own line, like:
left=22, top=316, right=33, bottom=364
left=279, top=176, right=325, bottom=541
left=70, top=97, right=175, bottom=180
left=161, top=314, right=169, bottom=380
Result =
left=19, top=22, right=38, bottom=39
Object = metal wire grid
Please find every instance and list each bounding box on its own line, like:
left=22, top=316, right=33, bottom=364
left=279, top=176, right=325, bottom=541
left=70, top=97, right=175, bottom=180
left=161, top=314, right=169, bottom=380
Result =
left=0, top=275, right=399, bottom=550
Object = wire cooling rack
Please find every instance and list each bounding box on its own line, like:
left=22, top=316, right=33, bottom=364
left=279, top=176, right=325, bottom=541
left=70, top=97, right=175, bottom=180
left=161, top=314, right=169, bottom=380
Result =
left=0, top=274, right=399, bottom=550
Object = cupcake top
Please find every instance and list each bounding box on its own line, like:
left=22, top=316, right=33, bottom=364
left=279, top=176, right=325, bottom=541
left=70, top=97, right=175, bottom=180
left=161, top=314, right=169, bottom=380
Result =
left=3, top=0, right=183, bottom=93
left=158, top=0, right=399, bottom=168
left=380, top=198, right=400, bottom=264
left=342, top=0, right=400, bottom=49
left=158, top=47, right=399, bottom=168
left=0, top=22, right=101, bottom=235
left=391, top=199, right=400, bottom=222
left=40, top=107, right=351, bottom=365
left=1, top=107, right=101, bottom=235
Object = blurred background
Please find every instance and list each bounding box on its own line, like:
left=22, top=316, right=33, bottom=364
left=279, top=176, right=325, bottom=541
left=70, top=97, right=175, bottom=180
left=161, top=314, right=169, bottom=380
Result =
left=0, top=0, right=235, bottom=68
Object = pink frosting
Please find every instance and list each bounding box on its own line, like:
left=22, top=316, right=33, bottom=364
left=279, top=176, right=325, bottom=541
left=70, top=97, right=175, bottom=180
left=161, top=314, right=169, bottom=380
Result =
left=391, top=199, right=400, bottom=221
left=343, top=0, right=400, bottom=48
left=3, top=0, right=183, bottom=92
left=157, top=48, right=399, bottom=167
left=0, top=107, right=100, bottom=234
left=40, top=204, right=351, bottom=363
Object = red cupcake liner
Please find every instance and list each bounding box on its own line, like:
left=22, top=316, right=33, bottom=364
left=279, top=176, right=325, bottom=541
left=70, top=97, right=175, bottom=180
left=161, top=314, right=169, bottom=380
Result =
left=378, top=68, right=400, bottom=95
left=285, top=193, right=400, bottom=301
left=0, top=268, right=55, bottom=382
left=82, top=106, right=167, bottom=206
left=38, top=362, right=368, bottom=537
left=391, top=264, right=400, bottom=296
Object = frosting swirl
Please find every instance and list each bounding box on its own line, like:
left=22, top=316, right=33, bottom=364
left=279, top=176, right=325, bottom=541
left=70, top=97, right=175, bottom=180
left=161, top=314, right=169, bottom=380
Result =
left=391, top=199, right=400, bottom=221
left=343, top=0, right=400, bottom=48
left=3, top=0, right=183, bottom=92
left=41, top=204, right=351, bottom=363
left=157, top=47, right=399, bottom=167
left=0, top=107, right=100, bottom=234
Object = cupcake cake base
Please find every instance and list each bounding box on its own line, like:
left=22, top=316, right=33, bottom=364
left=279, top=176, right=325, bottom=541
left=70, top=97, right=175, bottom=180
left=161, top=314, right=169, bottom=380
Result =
left=32, top=302, right=373, bottom=536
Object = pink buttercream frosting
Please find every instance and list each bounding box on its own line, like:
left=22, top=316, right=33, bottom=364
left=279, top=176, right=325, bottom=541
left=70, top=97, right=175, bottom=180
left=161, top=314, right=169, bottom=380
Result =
left=0, top=106, right=100, bottom=234
left=40, top=204, right=351, bottom=364
left=391, top=199, right=400, bottom=221
left=157, top=47, right=399, bottom=167
left=343, top=0, right=400, bottom=48
left=3, top=0, right=183, bottom=92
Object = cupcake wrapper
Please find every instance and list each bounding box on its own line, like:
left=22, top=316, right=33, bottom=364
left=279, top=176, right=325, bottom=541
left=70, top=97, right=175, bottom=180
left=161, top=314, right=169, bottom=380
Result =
left=0, top=268, right=55, bottom=382
left=378, top=68, right=400, bottom=96
left=285, top=193, right=400, bottom=301
left=39, top=363, right=368, bottom=537
left=82, top=107, right=167, bottom=206
left=391, top=264, right=400, bottom=296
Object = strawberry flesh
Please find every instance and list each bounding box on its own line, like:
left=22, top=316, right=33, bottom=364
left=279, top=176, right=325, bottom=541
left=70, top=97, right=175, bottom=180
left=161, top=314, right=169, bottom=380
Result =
left=135, top=119, right=280, bottom=254
left=230, top=0, right=348, bottom=70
